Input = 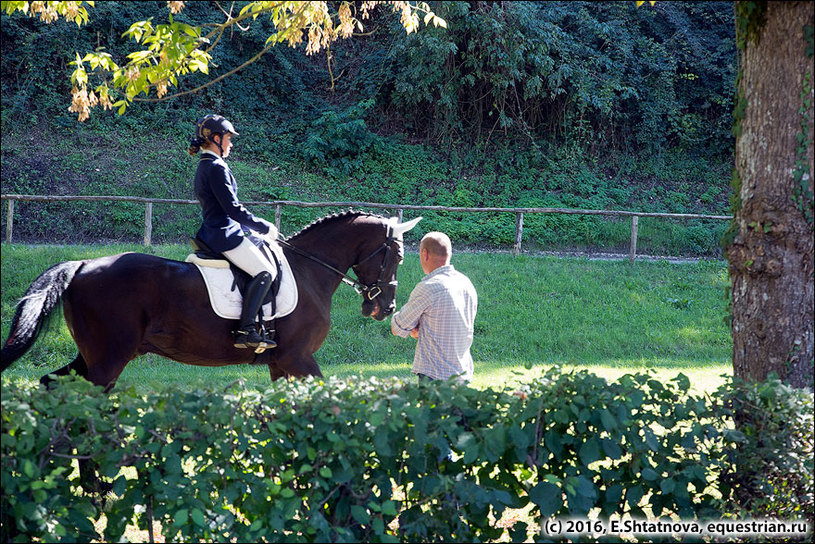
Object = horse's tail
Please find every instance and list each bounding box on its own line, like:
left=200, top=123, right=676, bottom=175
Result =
left=1, top=260, right=84, bottom=372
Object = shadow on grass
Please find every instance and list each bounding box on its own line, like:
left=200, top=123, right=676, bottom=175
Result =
left=2, top=354, right=732, bottom=398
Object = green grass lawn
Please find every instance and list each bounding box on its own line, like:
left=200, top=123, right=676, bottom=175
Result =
left=1, top=243, right=732, bottom=395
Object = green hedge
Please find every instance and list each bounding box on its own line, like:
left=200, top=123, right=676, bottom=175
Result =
left=1, top=369, right=812, bottom=542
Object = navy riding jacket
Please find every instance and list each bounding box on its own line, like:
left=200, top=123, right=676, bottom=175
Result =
left=194, top=151, right=271, bottom=252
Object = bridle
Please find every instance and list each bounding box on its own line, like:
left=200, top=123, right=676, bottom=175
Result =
left=351, top=232, right=398, bottom=301
left=277, top=226, right=399, bottom=302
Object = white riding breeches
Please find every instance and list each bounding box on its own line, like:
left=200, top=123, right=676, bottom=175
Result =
left=222, top=237, right=278, bottom=279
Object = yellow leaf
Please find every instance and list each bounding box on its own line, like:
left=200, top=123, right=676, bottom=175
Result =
left=404, top=15, right=418, bottom=34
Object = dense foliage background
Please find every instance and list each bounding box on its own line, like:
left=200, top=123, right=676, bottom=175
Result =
left=0, top=1, right=736, bottom=254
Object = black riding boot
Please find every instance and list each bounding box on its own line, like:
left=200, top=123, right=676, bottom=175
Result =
left=234, top=271, right=276, bottom=349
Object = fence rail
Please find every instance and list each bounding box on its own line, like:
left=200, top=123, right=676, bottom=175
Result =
left=0, top=194, right=732, bottom=260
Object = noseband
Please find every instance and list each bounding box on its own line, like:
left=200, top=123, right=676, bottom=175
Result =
left=277, top=226, right=399, bottom=302
left=351, top=233, right=398, bottom=301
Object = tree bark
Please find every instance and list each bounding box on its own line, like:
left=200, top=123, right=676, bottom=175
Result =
left=729, top=1, right=814, bottom=389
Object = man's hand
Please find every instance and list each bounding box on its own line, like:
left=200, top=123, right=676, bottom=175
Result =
left=410, top=327, right=419, bottom=339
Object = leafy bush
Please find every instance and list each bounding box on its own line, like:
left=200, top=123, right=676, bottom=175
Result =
left=3, top=369, right=812, bottom=542
left=301, top=99, right=380, bottom=176
left=717, top=375, right=815, bottom=524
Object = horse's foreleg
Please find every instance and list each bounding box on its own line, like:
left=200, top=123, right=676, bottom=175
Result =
left=271, top=354, right=324, bottom=381
left=269, top=364, right=286, bottom=381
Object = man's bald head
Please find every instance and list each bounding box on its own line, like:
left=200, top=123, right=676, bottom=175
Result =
left=419, top=232, right=452, bottom=272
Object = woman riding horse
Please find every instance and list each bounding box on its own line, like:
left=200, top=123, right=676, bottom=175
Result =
left=188, top=114, right=277, bottom=350
left=1, top=211, right=421, bottom=386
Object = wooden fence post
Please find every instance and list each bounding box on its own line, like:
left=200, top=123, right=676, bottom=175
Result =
left=514, top=212, right=524, bottom=257
left=629, top=215, right=639, bottom=262
left=275, top=204, right=282, bottom=232
left=397, top=209, right=403, bottom=222
left=144, top=202, right=153, bottom=246
left=6, top=199, right=13, bottom=243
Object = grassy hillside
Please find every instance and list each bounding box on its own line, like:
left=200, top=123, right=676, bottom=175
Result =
left=0, top=120, right=732, bottom=255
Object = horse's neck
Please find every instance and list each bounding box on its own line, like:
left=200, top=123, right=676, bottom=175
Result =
left=290, top=217, right=376, bottom=274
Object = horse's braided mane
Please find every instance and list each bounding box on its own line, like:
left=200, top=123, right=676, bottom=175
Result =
left=285, top=210, right=386, bottom=242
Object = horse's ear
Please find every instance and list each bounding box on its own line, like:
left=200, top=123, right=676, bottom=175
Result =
left=390, top=216, right=422, bottom=239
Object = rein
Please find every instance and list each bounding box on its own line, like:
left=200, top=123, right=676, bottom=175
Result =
left=276, top=229, right=396, bottom=301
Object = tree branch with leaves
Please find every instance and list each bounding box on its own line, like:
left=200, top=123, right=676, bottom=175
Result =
left=1, top=0, right=446, bottom=121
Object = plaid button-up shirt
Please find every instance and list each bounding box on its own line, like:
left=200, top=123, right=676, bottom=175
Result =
left=391, top=264, right=478, bottom=382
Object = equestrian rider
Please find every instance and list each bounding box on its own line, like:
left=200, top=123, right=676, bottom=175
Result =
left=188, top=114, right=278, bottom=350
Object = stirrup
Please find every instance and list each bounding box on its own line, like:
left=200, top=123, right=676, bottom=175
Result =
left=233, top=329, right=263, bottom=349
left=255, top=327, right=277, bottom=353
left=255, top=340, right=276, bottom=354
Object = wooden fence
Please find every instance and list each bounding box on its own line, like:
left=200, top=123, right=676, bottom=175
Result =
left=0, top=194, right=732, bottom=261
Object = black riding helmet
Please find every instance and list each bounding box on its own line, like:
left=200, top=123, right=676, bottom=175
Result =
left=191, top=114, right=238, bottom=156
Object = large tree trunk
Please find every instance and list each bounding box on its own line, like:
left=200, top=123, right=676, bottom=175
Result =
left=729, top=1, right=814, bottom=389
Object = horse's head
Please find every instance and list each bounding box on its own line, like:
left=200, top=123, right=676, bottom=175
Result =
left=355, top=216, right=422, bottom=321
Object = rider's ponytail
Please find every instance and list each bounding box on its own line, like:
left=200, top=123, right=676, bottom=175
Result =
left=188, top=136, right=204, bottom=156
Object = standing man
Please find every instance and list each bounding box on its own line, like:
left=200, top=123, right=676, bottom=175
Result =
left=391, top=231, right=478, bottom=383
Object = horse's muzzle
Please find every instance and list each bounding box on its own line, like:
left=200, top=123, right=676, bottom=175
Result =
left=363, top=299, right=394, bottom=321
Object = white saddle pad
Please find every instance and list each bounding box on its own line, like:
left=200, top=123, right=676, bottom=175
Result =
left=185, top=244, right=298, bottom=321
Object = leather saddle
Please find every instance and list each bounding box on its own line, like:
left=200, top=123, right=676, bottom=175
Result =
left=189, top=235, right=281, bottom=313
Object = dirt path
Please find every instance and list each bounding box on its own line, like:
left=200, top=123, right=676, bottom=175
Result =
left=402, top=244, right=723, bottom=264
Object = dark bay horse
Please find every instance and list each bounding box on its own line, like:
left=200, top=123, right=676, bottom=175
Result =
left=1, top=211, right=422, bottom=388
